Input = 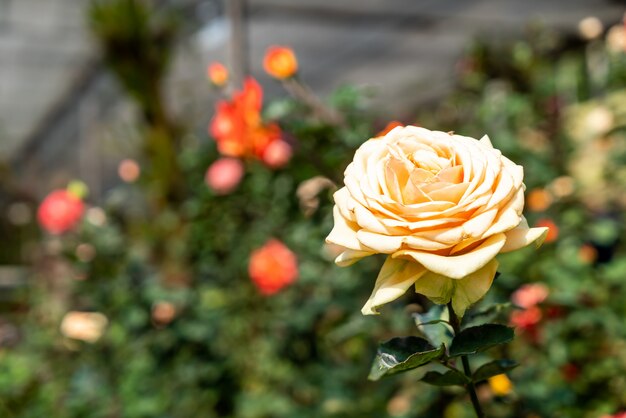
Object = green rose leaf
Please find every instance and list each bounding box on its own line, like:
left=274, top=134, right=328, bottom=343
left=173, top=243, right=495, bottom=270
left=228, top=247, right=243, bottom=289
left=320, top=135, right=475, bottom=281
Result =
left=449, top=324, right=514, bottom=358
left=421, top=369, right=470, bottom=386
left=368, top=337, right=445, bottom=381
left=473, top=359, right=519, bottom=382
left=413, top=304, right=454, bottom=348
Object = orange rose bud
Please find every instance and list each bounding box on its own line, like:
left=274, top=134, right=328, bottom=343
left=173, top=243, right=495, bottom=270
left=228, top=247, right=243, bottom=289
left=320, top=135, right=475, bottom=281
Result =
left=377, top=121, right=404, bottom=137
left=249, top=239, right=298, bottom=295
left=535, top=219, right=558, bottom=243
left=527, top=188, right=553, bottom=212
left=578, top=244, right=598, bottom=264
left=263, top=46, right=298, bottom=79
left=205, top=158, right=245, bottom=195
left=207, top=62, right=228, bottom=86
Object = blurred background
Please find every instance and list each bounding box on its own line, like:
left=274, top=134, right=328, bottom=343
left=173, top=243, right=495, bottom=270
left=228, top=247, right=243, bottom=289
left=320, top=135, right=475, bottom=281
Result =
left=1, top=0, right=626, bottom=417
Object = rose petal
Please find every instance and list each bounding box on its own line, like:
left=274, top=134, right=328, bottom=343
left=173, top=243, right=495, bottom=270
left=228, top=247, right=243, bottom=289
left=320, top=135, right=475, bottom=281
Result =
left=501, top=219, right=548, bottom=253
left=361, top=257, right=427, bottom=315
left=392, top=233, right=506, bottom=279
left=335, top=249, right=375, bottom=266
left=479, top=135, right=494, bottom=149
left=326, top=206, right=372, bottom=251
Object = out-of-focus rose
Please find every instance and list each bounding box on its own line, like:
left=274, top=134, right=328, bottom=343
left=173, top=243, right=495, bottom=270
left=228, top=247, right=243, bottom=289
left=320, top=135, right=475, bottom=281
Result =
left=606, top=23, right=626, bottom=53
left=262, top=139, right=292, bottom=168
left=210, top=77, right=283, bottom=162
left=601, top=413, right=626, bottom=418
left=527, top=188, right=553, bottom=212
left=547, top=176, right=575, bottom=198
left=60, top=311, right=108, bottom=343
left=205, top=158, right=245, bottom=194
left=488, top=374, right=513, bottom=396
left=377, top=121, right=404, bottom=137
left=38, top=190, right=85, bottom=235
left=510, top=306, right=542, bottom=329
left=535, top=219, right=558, bottom=243
left=511, top=283, right=549, bottom=308
left=118, top=158, right=141, bottom=183
left=578, top=243, right=598, bottom=264
left=263, top=46, right=298, bottom=79
left=326, top=126, right=547, bottom=315
left=207, top=62, right=228, bottom=86
left=249, top=239, right=298, bottom=295
left=152, top=301, right=177, bottom=325
left=578, top=16, right=603, bottom=40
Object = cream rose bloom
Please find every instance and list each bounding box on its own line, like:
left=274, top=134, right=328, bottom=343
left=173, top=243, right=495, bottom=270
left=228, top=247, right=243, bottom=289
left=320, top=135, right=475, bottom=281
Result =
left=326, top=126, right=548, bottom=316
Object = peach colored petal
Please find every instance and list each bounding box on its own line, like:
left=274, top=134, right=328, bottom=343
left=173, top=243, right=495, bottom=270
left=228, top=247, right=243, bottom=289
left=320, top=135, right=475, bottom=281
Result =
left=335, top=249, right=375, bottom=266
left=482, top=187, right=525, bottom=237
left=479, top=134, right=494, bottom=149
left=392, top=233, right=506, bottom=279
left=326, top=206, right=370, bottom=251
left=501, top=219, right=548, bottom=253
left=437, top=165, right=464, bottom=183
left=361, top=257, right=427, bottom=315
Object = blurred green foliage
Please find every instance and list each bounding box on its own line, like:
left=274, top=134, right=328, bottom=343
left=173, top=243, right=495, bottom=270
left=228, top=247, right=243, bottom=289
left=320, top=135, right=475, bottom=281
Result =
left=1, top=11, right=626, bottom=418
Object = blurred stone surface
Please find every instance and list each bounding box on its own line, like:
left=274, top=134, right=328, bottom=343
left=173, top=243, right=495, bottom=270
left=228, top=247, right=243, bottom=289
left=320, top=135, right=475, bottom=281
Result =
left=1, top=0, right=623, bottom=197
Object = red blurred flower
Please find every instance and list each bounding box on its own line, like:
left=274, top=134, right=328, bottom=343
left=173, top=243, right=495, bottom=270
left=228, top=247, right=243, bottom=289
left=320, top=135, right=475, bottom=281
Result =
left=205, top=158, right=245, bottom=194
left=249, top=239, right=298, bottom=295
left=535, top=218, right=559, bottom=243
left=263, top=46, right=298, bottom=79
left=207, top=62, right=228, bottom=86
left=510, top=305, right=542, bottom=329
left=37, top=190, right=85, bottom=234
left=210, top=77, right=283, bottom=163
left=560, top=363, right=580, bottom=382
left=511, top=283, right=549, bottom=308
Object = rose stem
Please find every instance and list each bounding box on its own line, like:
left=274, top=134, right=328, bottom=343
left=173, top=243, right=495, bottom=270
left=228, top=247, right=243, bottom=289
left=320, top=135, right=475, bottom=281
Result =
left=447, top=302, right=485, bottom=418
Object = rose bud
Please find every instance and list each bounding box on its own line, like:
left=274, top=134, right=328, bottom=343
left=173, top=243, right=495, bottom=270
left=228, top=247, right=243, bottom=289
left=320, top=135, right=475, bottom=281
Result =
left=38, top=189, right=85, bottom=235
left=262, top=140, right=292, bottom=168
left=118, top=158, right=140, bottom=183
left=376, top=121, right=404, bottom=137
left=263, top=46, right=298, bottom=79
left=60, top=311, right=108, bottom=343
left=511, top=283, right=549, bottom=308
left=207, top=62, right=229, bottom=87
left=249, top=239, right=298, bottom=295
left=205, top=158, right=245, bottom=195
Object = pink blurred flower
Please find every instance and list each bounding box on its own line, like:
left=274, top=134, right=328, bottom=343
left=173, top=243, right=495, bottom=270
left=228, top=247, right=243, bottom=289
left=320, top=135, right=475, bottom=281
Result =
left=205, top=158, right=245, bottom=194
left=249, top=239, right=298, bottom=295
left=262, top=140, right=292, bottom=168
left=511, top=283, right=549, bottom=308
left=38, top=190, right=85, bottom=234
left=118, top=159, right=141, bottom=183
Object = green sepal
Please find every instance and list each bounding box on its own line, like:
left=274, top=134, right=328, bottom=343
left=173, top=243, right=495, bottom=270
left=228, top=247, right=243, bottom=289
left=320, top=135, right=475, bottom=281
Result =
left=368, top=337, right=445, bottom=381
